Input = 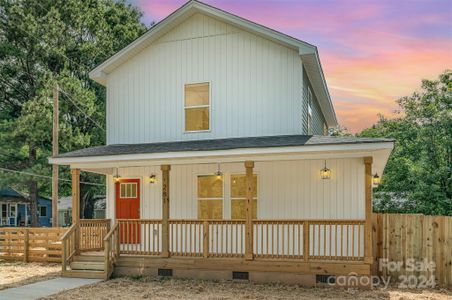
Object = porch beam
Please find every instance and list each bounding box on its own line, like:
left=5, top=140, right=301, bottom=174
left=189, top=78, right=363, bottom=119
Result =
left=245, top=160, right=254, bottom=260
left=71, top=168, right=80, bottom=254
left=161, top=164, right=171, bottom=258
left=364, top=157, right=373, bottom=264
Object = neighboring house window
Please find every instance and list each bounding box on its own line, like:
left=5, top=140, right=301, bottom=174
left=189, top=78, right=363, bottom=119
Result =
left=39, top=206, right=47, bottom=217
left=307, top=87, right=313, bottom=134
left=120, top=182, right=137, bottom=198
left=10, top=205, right=16, bottom=217
left=230, top=174, right=257, bottom=219
left=184, top=82, right=210, bottom=132
left=1, top=204, right=7, bottom=224
left=197, top=175, right=223, bottom=219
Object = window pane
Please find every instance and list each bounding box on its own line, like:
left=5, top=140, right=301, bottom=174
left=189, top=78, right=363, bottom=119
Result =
left=198, top=175, right=223, bottom=198
left=198, top=199, right=223, bottom=219
left=231, top=199, right=257, bottom=219
left=130, top=184, right=137, bottom=198
left=120, top=184, right=125, bottom=198
left=185, top=83, right=209, bottom=107
left=185, top=107, right=209, bottom=131
left=231, top=175, right=257, bottom=198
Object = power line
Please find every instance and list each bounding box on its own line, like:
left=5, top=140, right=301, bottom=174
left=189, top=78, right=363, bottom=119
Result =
left=58, top=87, right=106, bottom=132
left=0, top=167, right=105, bottom=187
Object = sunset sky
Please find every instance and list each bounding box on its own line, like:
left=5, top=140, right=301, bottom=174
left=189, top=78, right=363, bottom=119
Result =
left=127, top=0, right=452, bottom=133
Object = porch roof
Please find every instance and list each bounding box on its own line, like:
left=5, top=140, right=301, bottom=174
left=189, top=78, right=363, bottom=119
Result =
left=52, top=135, right=393, bottom=159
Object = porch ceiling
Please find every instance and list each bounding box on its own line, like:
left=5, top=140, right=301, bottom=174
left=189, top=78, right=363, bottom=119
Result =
left=48, top=135, right=394, bottom=177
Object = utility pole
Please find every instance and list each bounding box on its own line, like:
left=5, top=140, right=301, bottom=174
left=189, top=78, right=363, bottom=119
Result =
left=52, top=84, right=59, bottom=227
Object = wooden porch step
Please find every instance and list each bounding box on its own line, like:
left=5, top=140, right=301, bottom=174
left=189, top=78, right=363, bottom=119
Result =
left=62, top=270, right=106, bottom=279
left=74, top=255, right=105, bottom=262
left=70, top=261, right=105, bottom=271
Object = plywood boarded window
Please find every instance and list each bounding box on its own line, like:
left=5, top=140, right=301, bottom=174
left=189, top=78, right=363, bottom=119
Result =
left=185, top=83, right=209, bottom=131
left=231, top=174, right=257, bottom=220
left=197, top=175, right=223, bottom=219
left=120, top=182, right=137, bottom=198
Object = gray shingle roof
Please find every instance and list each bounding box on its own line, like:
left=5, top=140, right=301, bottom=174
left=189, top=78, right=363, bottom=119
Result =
left=54, top=135, right=394, bottom=159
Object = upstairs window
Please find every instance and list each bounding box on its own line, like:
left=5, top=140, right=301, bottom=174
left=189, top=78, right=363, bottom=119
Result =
left=307, top=87, right=313, bottom=134
left=197, top=175, right=223, bottom=219
left=185, top=83, right=210, bottom=132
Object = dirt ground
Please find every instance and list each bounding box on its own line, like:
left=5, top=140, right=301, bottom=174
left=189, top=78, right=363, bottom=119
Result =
left=0, top=260, right=61, bottom=290
left=43, top=276, right=451, bottom=300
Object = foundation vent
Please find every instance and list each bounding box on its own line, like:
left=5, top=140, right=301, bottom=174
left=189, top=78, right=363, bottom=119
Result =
left=232, top=271, right=249, bottom=280
left=158, top=268, right=173, bottom=277
left=316, top=274, right=335, bottom=284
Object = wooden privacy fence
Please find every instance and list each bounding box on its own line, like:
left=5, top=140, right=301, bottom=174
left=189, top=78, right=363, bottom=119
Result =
left=0, top=227, right=66, bottom=262
left=372, top=214, right=452, bottom=286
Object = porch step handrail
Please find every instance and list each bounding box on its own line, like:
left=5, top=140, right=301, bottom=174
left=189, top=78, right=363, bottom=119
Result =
left=103, top=221, right=120, bottom=279
left=80, top=219, right=111, bottom=251
left=61, top=223, right=78, bottom=272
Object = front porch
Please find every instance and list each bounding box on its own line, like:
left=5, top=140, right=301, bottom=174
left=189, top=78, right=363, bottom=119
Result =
left=50, top=135, right=393, bottom=284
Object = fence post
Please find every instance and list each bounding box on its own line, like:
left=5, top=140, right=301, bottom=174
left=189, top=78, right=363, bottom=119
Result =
left=203, top=221, right=209, bottom=258
left=303, top=221, right=309, bottom=262
left=23, top=229, right=29, bottom=263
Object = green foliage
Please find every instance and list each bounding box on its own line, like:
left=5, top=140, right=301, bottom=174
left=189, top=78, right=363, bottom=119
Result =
left=359, top=71, right=452, bottom=216
left=0, top=0, right=147, bottom=214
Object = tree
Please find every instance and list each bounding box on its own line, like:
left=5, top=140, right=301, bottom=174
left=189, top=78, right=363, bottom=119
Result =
left=359, top=71, right=452, bottom=216
left=0, top=0, right=147, bottom=223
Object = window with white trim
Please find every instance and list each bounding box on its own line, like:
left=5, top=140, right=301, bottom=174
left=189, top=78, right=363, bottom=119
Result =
left=197, top=175, right=223, bottom=219
left=120, top=182, right=138, bottom=198
left=184, top=82, right=210, bottom=131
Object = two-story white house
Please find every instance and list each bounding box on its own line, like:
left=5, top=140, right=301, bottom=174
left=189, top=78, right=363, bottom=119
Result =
left=50, top=1, right=393, bottom=285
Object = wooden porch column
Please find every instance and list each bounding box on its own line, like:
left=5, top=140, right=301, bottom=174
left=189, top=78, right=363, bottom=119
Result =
left=364, top=157, right=373, bottom=264
left=245, top=161, right=254, bottom=260
left=71, top=168, right=80, bottom=254
left=161, top=165, right=171, bottom=258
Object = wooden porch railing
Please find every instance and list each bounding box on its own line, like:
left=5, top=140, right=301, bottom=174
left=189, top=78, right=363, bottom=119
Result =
left=111, top=219, right=365, bottom=262
left=61, top=223, right=77, bottom=272
left=80, top=219, right=110, bottom=251
left=117, top=219, right=162, bottom=255
left=104, top=222, right=120, bottom=279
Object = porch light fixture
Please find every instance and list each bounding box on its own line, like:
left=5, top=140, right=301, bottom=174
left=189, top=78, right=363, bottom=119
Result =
left=113, top=168, right=121, bottom=182
left=373, top=173, right=381, bottom=186
left=149, top=174, right=157, bottom=184
left=214, top=163, right=223, bottom=179
left=320, top=160, right=331, bottom=180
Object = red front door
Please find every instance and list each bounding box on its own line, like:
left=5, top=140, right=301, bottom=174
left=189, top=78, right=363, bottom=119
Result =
left=116, top=179, right=140, bottom=243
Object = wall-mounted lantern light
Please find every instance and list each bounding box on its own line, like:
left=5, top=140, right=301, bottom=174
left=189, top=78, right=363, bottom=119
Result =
left=113, top=168, right=121, bottom=182
left=373, top=173, right=381, bottom=186
left=149, top=174, right=157, bottom=184
left=320, top=160, right=331, bottom=180
left=214, top=163, right=223, bottom=179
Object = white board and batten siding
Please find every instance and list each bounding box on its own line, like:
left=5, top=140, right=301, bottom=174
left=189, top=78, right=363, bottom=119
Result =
left=106, top=13, right=305, bottom=145
left=107, top=158, right=365, bottom=257
left=106, top=158, right=365, bottom=221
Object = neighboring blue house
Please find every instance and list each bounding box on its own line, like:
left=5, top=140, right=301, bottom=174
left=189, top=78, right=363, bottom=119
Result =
left=0, top=187, right=53, bottom=227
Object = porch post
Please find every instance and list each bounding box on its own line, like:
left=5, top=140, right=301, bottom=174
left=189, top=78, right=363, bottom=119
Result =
left=71, top=168, right=80, bottom=254
left=364, top=157, right=373, bottom=264
left=245, top=161, right=254, bottom=260
left=161, top=164, right=171, bottom=258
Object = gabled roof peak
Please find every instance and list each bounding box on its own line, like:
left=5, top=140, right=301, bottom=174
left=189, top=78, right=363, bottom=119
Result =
left=89, top=0, right=337, bottom=126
